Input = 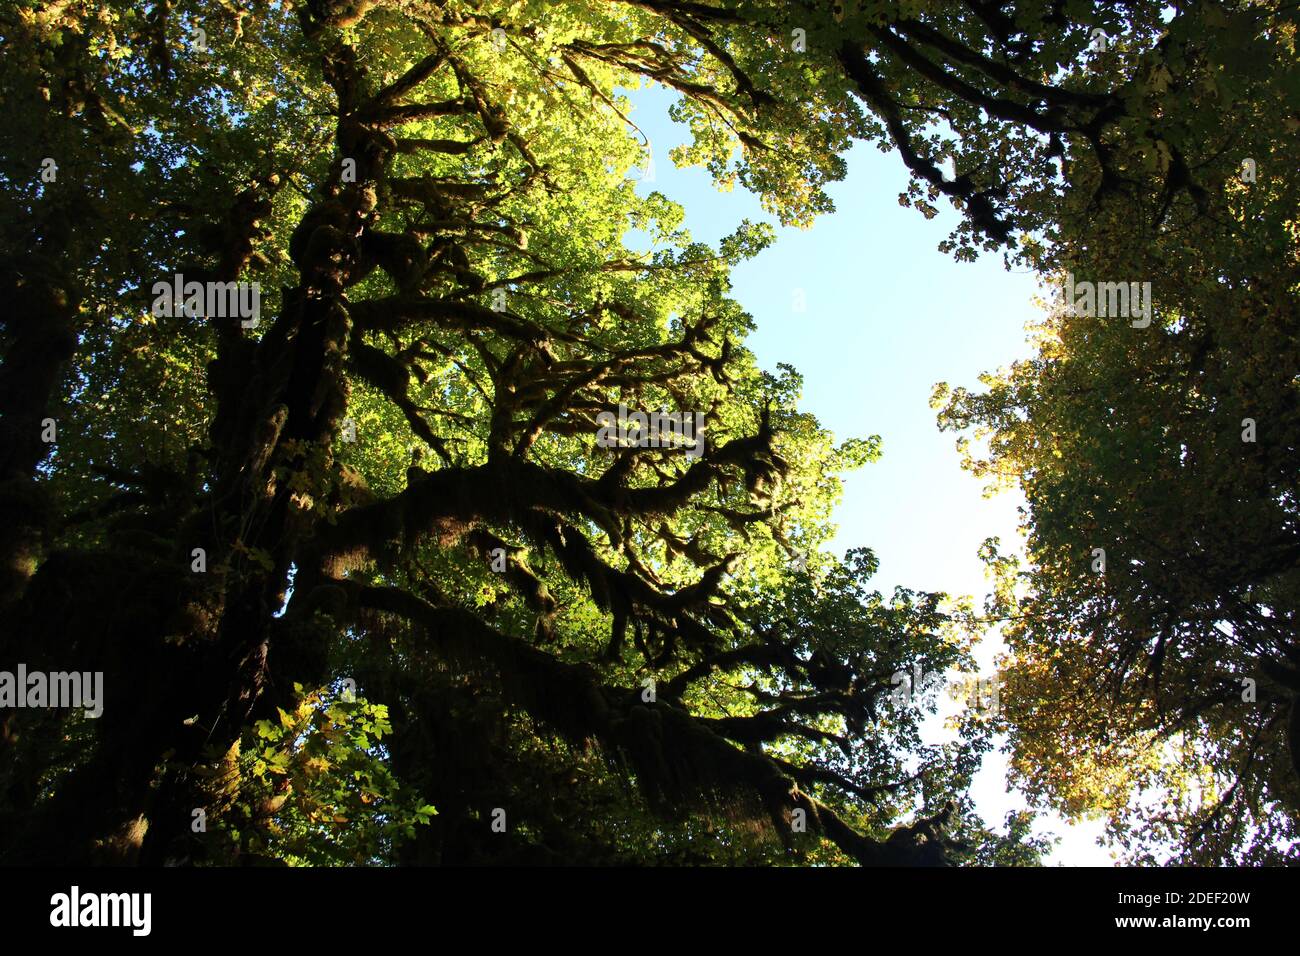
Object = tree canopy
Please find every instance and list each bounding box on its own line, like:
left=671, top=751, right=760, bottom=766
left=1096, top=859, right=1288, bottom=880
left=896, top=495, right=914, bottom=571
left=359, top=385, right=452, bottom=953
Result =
left=934, top=2, right=1300, bottom=864
left=0, top=0, right=1294, bottom=866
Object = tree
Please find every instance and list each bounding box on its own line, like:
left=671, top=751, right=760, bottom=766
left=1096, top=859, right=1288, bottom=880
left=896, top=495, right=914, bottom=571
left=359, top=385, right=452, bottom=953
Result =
left=934, top=2, right=1300, bottom=863
left=0, top=0, right=1002, bottom=866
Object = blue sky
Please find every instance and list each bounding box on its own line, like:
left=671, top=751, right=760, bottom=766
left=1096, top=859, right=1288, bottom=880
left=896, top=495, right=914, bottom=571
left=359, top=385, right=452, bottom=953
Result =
left=625, top=84, right=1113, bottom=865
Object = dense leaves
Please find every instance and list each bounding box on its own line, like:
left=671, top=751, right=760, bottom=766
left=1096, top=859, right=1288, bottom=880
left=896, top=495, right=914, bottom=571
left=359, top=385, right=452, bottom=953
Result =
left=935, top=2, right=1300, bottom=864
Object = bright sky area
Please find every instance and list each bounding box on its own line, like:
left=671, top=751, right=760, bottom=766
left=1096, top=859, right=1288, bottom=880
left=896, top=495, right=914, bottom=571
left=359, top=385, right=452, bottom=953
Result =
left=625, top=84, right=1114, bottom=865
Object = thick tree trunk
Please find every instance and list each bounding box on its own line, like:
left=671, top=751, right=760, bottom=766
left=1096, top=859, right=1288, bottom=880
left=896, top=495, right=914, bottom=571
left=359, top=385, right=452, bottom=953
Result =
left=0, top=249, right=79, bottom=604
